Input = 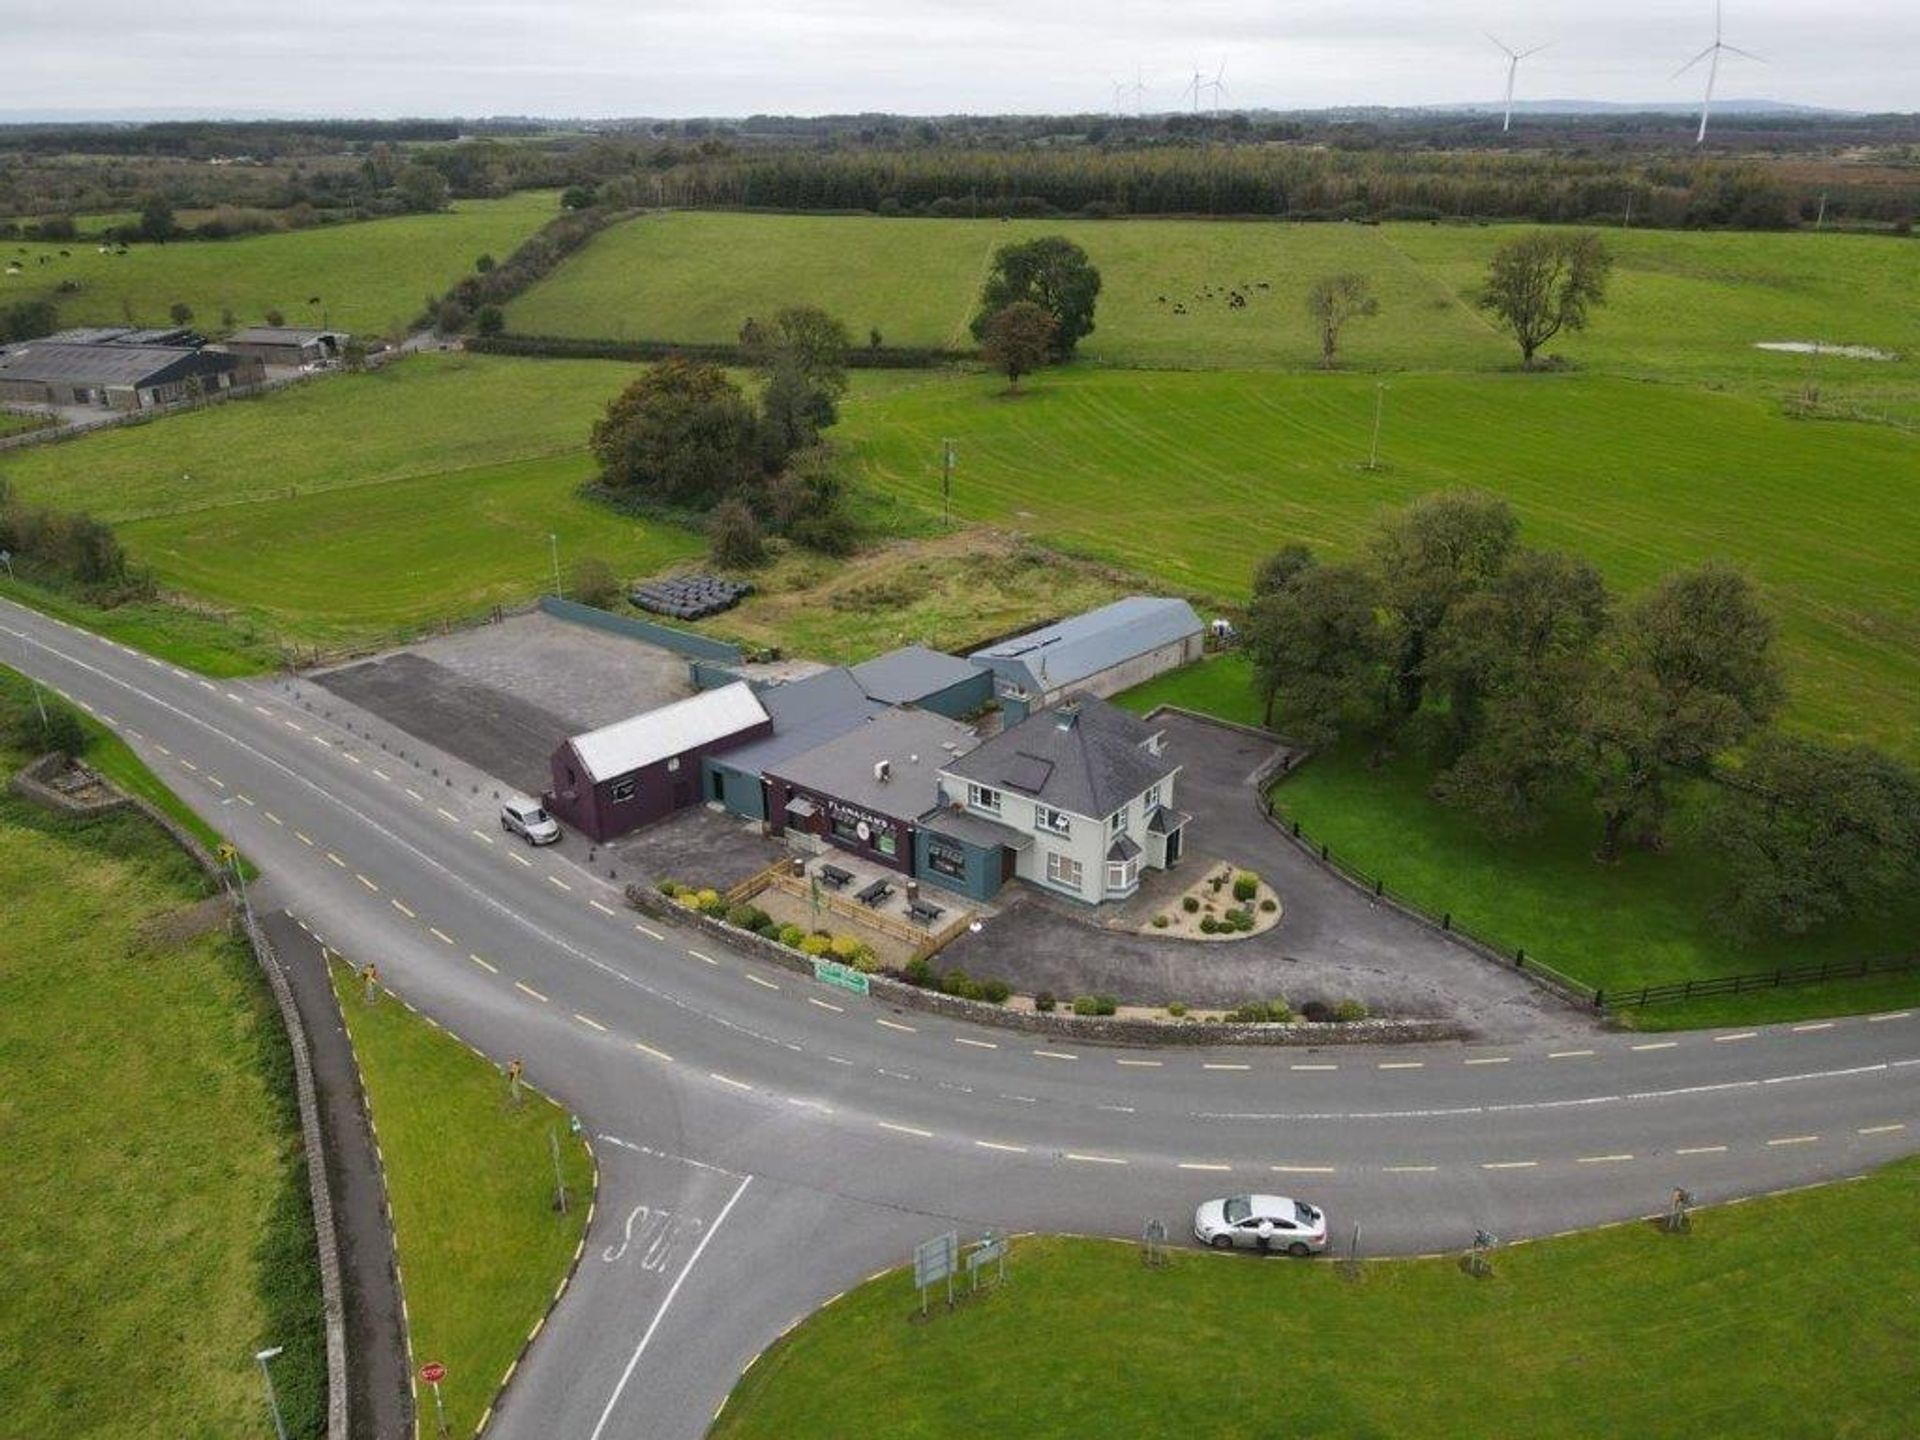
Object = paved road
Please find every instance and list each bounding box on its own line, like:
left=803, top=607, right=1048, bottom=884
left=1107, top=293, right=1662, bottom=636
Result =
left=7, top=598, right=1917, bottom=1440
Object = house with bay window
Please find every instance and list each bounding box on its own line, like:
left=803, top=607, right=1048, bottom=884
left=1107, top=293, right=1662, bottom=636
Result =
left=926, top=696, right=1187, bottom=905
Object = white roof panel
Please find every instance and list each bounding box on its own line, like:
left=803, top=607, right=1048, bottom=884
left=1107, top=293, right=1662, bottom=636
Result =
left=569, top=682, right=768, bottom=783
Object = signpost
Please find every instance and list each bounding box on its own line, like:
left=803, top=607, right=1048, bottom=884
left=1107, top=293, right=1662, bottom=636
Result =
left=1664, top=1188, right=1696, bottom=1235
left=1142, top=1218, right=1169, bottom=1269
left=812, top=958, right=871, bottom=997
left=966, top=1230, right=1008, bottom=1292
left=420, top=1362, right=448, bottom=1436
left=255, top=1346, right=289, bottom=1440
left=914, top=1230, right=958, bottom=1315
left=1466, top=1228, right=1498, bottom=1278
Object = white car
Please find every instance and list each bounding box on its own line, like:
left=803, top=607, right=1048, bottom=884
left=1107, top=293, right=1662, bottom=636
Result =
left=1194, top=1194, right=1328, bottom=1256
left=500, top=796, right=561, bottom=846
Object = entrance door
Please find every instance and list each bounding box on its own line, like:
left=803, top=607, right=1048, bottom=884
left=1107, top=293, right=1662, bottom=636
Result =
left=710, top=769, right=726, bottom=803
left=1001, top=847, right=1018, bottom=883
left=1165, top=826, right=1183, bottom=866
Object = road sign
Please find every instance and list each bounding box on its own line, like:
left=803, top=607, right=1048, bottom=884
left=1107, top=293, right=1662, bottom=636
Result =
left=813, top=958, right=871, bottom=996
left=914, top=1231, right=957, bottom=1287
left=420, top=1361, right=446, bottom=1384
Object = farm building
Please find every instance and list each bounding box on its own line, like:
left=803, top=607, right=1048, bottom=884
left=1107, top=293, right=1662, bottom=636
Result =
left=848, top=644, right=994, bottom=718
left=968, top=597, right=1204, bottom=720
left=700, top=668, right=887, bottom=822
left=221, top=326, right=351, bottom=367
left=933, top=696, right=1186, bottom=906
left=546, top=681, right=772, bottom=842
left=0, top=339, right=261, bottom=411
left=764, top=708, right=981, bottom=876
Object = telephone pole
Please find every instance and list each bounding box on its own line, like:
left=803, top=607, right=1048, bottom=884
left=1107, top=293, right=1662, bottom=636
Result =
left=940, top=439, right=956, bottom=526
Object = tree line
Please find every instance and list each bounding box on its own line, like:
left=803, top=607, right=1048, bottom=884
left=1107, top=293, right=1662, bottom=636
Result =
left=1245, top=491, right=1920, bottom=939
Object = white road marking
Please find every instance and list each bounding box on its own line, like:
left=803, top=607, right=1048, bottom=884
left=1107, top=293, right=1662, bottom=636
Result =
left=178, top=758, right=196, bottom=771
left=575, top=1014, right=608, bottom=1032
left=1033, top=1050, right=1078, bottom=1061
left=1767, top=1135, right=1820, bottom=1147
left=429, top=927, right=454, bottom=946
left=1378, top=1061, right=1424, bottom=1070
left=356, top=874, right=379, bottom=892
left=688, top=950, right=718, bottom=967
left=373, top=767, right=392, bottom=780
left=1791, top=1022, right=1836, bottom=1033
left=254, top=705, right=273, bottom=716
left=515, top=981, right=548, bottom=1003
left=391, top=899, right=415, bottom=918
left=546, top=875, right=572, bottom=892
left=785, top=1098, right=833, bottom=1114
left=807, top=997, right=843, bottom=1014
left=711, top=1073, right=752, bottom=1091
left=1270, top=1164, right=1337, bottom=1174
left=634, top=922, right=663, bottom=940
left=587, top=1175, right=752, bottom=1440
left=311, top=735, right=331, bottom=748
left=284, top=720, right=304, bottom=732
left=1858, top=1123, right=1906, bottom=1135
left=954, top=1037, right=998, bottom=1049
left=875, top=1018, right=916, bottom=1033
left=235, top=793, right=254, bottom=806
left=436, top=806, right=458, bottom=822
left=590, top=900, right=616, bottom=916
left=632, top=1042, right=672, bottom=1063
left=877, top=1121, right=934, bottom=1138
left=975, top=1141, right=1028, bottom=1154
left=1549, top=1049, right=1595, bottom=1059
left=1203, top=1062, right=1249, bottom=1071
left=468, top=954, right=498, bottom=974
left=264, top=811, right=282, bottom=825
left=1714, top=1032, right=1758, bottom=1043
left=510, top=852, right=532, bottom=867
left=1065, top=1152, right=1128, bottom=1166
left=1631, top=1042, right=1679, bottom=1052
left=1675, top=1145, right=1728, bottom=1156
left=1384, top=1165, right=1438, bottom=1174
left=344, top=753, right=362, bottom=765
left=325, top=851, right=345, bottom=868
left=1577, top=1154, right=1635, bottom=1164
left=1463, top=1056, right=1511, bottom=1065
left=1867, top=1011, right=1911, bottom=1022
left=470, top=829, right=495, bottom=845
left=197, top=679, right=216, bottom=692
left=1178, top=1161, right=1233, bottom=1172
left=294, top=831, right=313, bottom=846
left=1481, top=1161, right=1538, bottom=1170
left=1291, top=1064, right=1338, bottom=1072
left=1115, top=1058, right=1162, bottom=1068
left=404, top=786, right=424, bottom=801
left=746, top=974, right=780, bottom=991
left=204, top=775, right=226, bottom=789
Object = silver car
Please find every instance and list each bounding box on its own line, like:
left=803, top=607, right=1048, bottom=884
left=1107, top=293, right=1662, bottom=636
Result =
left=500, top=796, right=561, bottom=846
left=1194, top=1194, right=1328, bottom=1256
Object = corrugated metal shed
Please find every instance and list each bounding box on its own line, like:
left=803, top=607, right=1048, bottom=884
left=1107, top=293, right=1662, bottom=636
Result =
left=568, top=682, right=769, bottom=782
left=969, top=597, right=1203, bottom=694
left=0, top=341, right=212, bottom=386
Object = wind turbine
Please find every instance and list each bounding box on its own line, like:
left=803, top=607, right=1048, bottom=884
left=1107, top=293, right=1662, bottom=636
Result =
left=1202, top=59, right=1229, bottom=113
left=1675, top=0, right=1763, bottom=145
left=1486, top=34, right=1549, bottom=132
left=1115, top=66, right=1149, bottom=115
left=1182, top=63, right=1207, bottom=112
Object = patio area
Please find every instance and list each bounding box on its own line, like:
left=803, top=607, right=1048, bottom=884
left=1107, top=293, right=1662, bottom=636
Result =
left=751, top=851, right=987, bottom=968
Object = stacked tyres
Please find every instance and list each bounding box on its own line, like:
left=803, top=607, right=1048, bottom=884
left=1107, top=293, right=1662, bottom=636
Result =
left=628, top=575, right=754, bottom=620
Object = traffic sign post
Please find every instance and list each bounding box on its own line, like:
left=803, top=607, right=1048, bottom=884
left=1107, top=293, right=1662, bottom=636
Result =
left=812, top=958, right=871, bottom=997
left=420, top=1362, right=448, bottom=1436
left=966, top=1230, right=1008, bottom=1293
left=913, top=1230, right=958, bottom=1316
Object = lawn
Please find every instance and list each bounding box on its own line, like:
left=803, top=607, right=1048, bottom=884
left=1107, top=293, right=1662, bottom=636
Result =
left=506, top=212, right=1919, bottom=398
left=0, top=670, right=323, bottom=1440
left=843, top=365, right=1920, bottom=755
left=328, top=957, right=593, bottom=1440
left=1114, top=655, right=1920, bottom=1026
left=1, top=191, right=559, bottom=338
left=2, top=353, right=704, bottom=648
left=712, top=1164, right=1920, bottom=1440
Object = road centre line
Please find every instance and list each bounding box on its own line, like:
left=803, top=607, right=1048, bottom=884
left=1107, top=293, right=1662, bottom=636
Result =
left=177, top=757, right=195, bottom=770
left=344, top=753, right=362, bottom=765
left=264, top=811, right=282, bottom=825
left=1033, top=1050, right=1078, bottom=1061
left=955, top=1037, right=998, bottom=1049
left=1065, top=1152, right=1127, bottom=1166
left=1482, top=1160, right=1538, bottom=1170
left=1463, top=1056, right=1510, bottom=1065
left=634, top=922, right=663, bottom=940
left=284, top=720, right=303, bottom=732
left=975, top=1140, right=1028, bottom=1154
left=590, top=900, right=616, bottom=916
left=1632, top=1042, right=1679, bottom=1051
left=1115, top=1058, right=1162, bottom=1067
left=808, top=997, right=843, bottom=1014
left=391, top=899, right=415, bottom=918
left=1858, top=1123, right=1906, bottom=1135
left=1291, top=1064, right=1338, bottom=1072
left=235, top=793, right=253, bottom=806
left=1178, top=1161, right=1233, bottom=1172
left=471, top=829, right=495, bottom=845
left=875, top=1018, right=916, bottom=1032
left=510, top=852, right=532, bottom=867
left=429, top=927, right=454, bottom=945
left=1767, top=1135, right=1819, bottom=1146
left=1384, top=1165, right=1438, bottom=1173
left=546, top=875, right=572, bottom=892
left=294, top=831, right=313, bottom=846
left=514, top=981, right=548, bottom=1003
left=356, top=874, right=379, bottom=892
left=1271, top=1164, right=1338, bottom=1174
left=746, top=974, right=780, bottom=991
left=1714, top=1032, right=1758, bottom=1043
left=326, top=851, right=345, bottom=867
left=575, top=1013, right=608, bottom=1032
left=586, top=1175, right=752, bottom=1440
left=1549, top=1050, right=1595, bottom=1059
left=877, top=1120, right=934, bottom=1138
left=1577, top=1154, right=1635, bottom=1164
left=688, top=950, right=718, bottom=967
left=404, top=787, right=424, bottom=802
left=711, top=1073, right=752, bottom=1091
left=1675, top=1145, right=1729, bottom=1156
left=1203, top=1062, right=1249, bottom=1071
left=1378, top=1061, right=1424, bottom=1070
left=436, top=806, right=458, bottom=822
left=632, top=1041, right=672, bottom=1063
left=373, top=767, right=392, bottom=780
left=468, top=954, right=498, bottom=974
left=1792, top=1022, right=1836, bottom=1032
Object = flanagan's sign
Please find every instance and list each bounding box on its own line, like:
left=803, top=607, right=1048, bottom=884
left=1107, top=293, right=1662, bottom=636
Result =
left=826, top=797, right=897, bottom=838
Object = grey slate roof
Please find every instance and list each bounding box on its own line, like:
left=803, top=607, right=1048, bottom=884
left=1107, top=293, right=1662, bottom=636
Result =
left=849, top=644, right=980, bottom=706
left=770, top=708, right=979, bottom=821
left=919, top=806, right=1034, bottom=851
left=1147, top=805, right=1191, bottom=835
left=0, top=341, right=234, bottom=387
left=944, top=696, right=1177, bottom=822
left=708, top=667, right=886, bottom=775
left=969, top=596, right=1202, bottom=695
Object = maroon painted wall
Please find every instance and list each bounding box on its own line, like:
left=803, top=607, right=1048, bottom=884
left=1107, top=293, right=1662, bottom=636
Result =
left=546, top=717, right=771, bottom=843
left=762, top=774, right=915, bottom=876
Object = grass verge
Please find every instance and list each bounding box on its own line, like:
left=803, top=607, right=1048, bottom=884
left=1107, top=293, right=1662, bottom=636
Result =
left=713, top=1163, right=1920, bottom=1439
left=0, top=671, right=323, bottom=1439
left=0, top=572, right=282, bottom=677
left=328, top=958, right=593, bottom=1438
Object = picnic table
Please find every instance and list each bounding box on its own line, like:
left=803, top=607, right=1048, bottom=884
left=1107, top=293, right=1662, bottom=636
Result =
left=908, top=898, right=945, bottom=925
left=818, top=864, right=854, bottom=891
left=855, top=877, right=893, bottom=907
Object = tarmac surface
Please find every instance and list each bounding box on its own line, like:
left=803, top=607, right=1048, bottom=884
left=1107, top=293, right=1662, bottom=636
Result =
left=8, top=595, right=1917, bottom=1440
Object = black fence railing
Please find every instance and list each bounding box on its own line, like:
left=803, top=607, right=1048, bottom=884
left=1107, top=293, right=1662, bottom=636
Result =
left=1602, top=954, right=1919, bottom=1010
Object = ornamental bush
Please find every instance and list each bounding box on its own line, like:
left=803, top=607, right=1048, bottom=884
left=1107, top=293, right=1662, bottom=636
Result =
left=1300, top=1000, right=1333, bottom=1023
left=1199, top=916, right=1218, bottom=934
left=1260, top=898, right=1278, bottom=913
left=724, top=904, right=757, bottom=930
left=657, top=879, right=681, bottom=896
left=1152, top=914, right=1170, bottom=928
left=777, top=924, right=806, bottom=948
left=1333, top=998, right=1370, bottom=1023
left=901, top=957, right=936, bottom=988
left=1233, top=871, right=1260, bottom=902
left=1167, top=1001, right=1189, bottom=1018
left=1182, top=896, right=1200, bottom=914
left=1034, top=991, right=1056, bottom=1012
left=982, top=978, right=1011, bottom=1004
left=800, top=934, right=832, bottom=957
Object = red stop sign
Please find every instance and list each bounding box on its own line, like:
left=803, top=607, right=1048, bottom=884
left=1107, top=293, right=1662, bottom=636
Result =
left=420, top=1362, right=446, bottom=1385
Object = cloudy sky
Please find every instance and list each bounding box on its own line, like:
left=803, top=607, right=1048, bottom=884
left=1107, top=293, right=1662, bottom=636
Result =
left=7, top=0, right=1916, bottom=118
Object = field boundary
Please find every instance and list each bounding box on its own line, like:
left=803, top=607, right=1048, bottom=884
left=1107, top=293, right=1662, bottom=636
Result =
left=538, top=594, right=742, bottom=662
left=469, top=331, right=970, bottom=368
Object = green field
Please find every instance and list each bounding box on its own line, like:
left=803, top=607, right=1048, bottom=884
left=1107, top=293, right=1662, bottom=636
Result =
left=329, top=958, right=592, bottom=1440
left=0, top=353, right=703, bottom=646
left=0, top=671, right=323, bottom=1440
left=713, top=1164, right=1920, bottom=1440
left=845, top=365, right=1920, bottom=754
left=1117, top=654, right=1920, bottom=1025
left=3, top=191, right=557, bottom=338
left=506, top=212, right=1919, bottom=397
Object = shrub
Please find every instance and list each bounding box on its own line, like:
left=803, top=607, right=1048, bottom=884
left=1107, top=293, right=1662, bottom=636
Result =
left=1072, top=995, right=1100, bottom=1016
left=982, top=978, right=1011, bottom=1004
left=673, top=890, right=702, bottom=909
left=724, top=904, right=757, bottom=929
left=571, top=555, right=621, bottom=608
left=1199, top=916, right=1219, bottom=934
left=743, top=907, right=773, bottom=932
left=849, top=948, right=881, bottom=974
left=1209, top=875, right=1225, bottom=892
left=1034, top=991, right=1056, bottom=1013
left=777, top=924, right=806, bottom=948
left=1333, top=999, right=1370, bottom=1023
left=828, top=934, right=863, bottom=961
left=902, top=957, right=936, bottom=988
left=694, top=888, right=724, bottom=913
left=1260, top=898, right=1278, bottom=913
left=1151, top=914, right=1169, bottom=928
left=1231, top=908, right=1255, bottom=933
left=1229, top=998, right=1293, bottom=1023
left=1167, top=1001, right=1189, bottom=1018
left=1182, top=896, right=1200, bottom=914
left=800, top=934, right=832, bottom=957
left=1233, top=871, right=1260, bottom=902
left=656, top=879, right=681, bottom=896
left=708, top=497, right=768, bottom=568
left=1300, top=999, right=1333, bottom=1023
left=475, top=305, right=505, bottom=336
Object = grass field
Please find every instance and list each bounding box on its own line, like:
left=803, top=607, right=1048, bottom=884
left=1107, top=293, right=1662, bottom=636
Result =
left=2, top=191, right=558, bottom=338
left=712, top=1164, right=1920, bottom=1440
left=329, top=958, right=592, bottom=1440
left=0, top=671, right=323, bottom=1440
left=1, top=353, right=704, bottom=646
left=1115, top=655, right=1920, bottom=1026
left=845, top=365, right=1920, bottom=755
left=505, top=212, right=1919, bottom=397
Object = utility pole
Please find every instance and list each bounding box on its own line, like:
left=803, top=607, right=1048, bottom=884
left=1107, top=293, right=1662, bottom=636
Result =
left=1815, top=192, right=1828, bottom=230
left=9, top=612, right=50, bottom=735
left=550, top=1124, right=569, bottom=1214
left=1623, top=190, right=1634, bottom=229
left=548, top=533, right=562, bottom=599
left=940, top=439, right=956, bottom=526
left=1365, top=382, right=1388, bottom=471
left=255, top=1346, right=289, bottom=1440
left=220, top=843, right=253, bottom=930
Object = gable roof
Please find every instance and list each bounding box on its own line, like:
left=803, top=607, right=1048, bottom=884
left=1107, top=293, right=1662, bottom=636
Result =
left=770, top=707, right=979, bottom=820
left=943, top=695, right=1177, bottom=820
left=849, top=644, right=980, bottom=705
left=711, top=667, right=887, bottom=775
left=567, top=681, right=768, bottom=783
left=969, top=596, right=1202, bottom=693
left=0, top=341, right=234, bottom=387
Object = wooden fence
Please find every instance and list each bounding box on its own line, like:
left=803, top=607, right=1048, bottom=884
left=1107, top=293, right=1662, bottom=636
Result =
left=756, top=868, right=972, bottom=960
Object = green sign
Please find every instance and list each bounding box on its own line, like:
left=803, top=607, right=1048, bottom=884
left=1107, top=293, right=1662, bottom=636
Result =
left=812, top=959, right=871, bottom=996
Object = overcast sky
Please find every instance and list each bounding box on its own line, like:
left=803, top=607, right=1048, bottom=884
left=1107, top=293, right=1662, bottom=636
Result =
left=7, top=1, right=1916, bottom=118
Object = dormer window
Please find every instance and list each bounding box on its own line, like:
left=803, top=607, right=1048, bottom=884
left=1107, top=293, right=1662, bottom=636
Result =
left=1145, top=784, right=1161, bottom=811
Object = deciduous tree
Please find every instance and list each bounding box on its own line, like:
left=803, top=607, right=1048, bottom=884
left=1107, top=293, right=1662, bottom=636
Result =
left=978, top=301, right=1057, bottom=392
left=589, top=359, right=767, bottom=507
left=1305, top=273, right=1378, bottom=369
left=1370, top=491, right=1520, bottom=716
left=1477, top=230, right=1612, bottom=368
left=970, top=236, right=1101, bottom=359
left=1243, top=558, right=1387, bottom=743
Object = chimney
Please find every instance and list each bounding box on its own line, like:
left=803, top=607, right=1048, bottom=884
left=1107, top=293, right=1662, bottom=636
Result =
left=1055, top=702, right=1080, bottom=731
left=874, top=759, right=892, bottom=783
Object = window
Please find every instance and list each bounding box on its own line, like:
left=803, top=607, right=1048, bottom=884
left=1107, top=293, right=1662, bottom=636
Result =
left=1145, top=784, right=1162, bottom=812
left=1037, top=806, right=1072, bottom=836
left=967, top=783, right=1001, bottom=815
left=876, top=832, right=898, bottom=858
left=667, top=756, right=681, bottom=773
left=1109, top=804, right=1130, bottom=834
left=1105, top=859, right=1138, bottom=893
left=609, top=778, right=637, bottom=803
left=1045, top=852, right=1083, bottom=890
left=927, top=839, right=967, bottom=879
